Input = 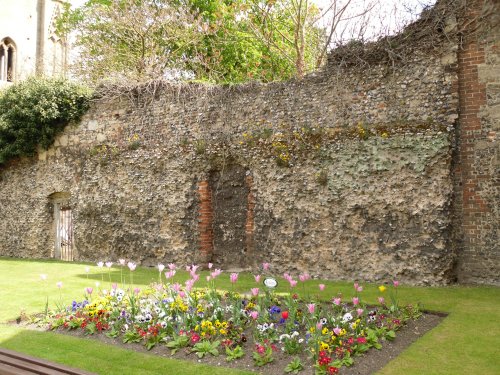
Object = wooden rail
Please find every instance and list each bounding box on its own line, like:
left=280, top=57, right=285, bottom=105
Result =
left=0, top=348, right=95, bottom=375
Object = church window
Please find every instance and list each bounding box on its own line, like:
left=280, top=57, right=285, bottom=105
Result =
left=0, top=38, right=16, bottom=82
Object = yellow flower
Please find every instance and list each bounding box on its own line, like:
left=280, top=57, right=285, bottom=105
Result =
left=219, top=329, right=227, bottom=335
left=320, top=342, right=330, bottom=351
left=378, top=285, right=387, bottom=293
left=322, top=327, right=329, bottom=335
left=309, top=327, right=316, bottom=333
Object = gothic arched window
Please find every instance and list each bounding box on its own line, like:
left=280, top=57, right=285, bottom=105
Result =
left=0, top=38, right=16, bottom=82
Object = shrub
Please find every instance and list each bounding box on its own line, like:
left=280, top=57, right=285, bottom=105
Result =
left=0, top=77, right=92, bottom=165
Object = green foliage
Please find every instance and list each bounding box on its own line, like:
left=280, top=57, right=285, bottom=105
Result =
left=58, top=0, right=325, bottom=84
left=225, top=345, right=245, bottom=362
left=252, top=346, right=274, bottom=366
left=122, top=329, right=142, bottom=344
left=0, top=77, right=92, bottom=165
left=192, top=340, right=220, bottom=358
left=166, top=334, right=189, bottom=355
left=285, top=357, right=304, bottom=373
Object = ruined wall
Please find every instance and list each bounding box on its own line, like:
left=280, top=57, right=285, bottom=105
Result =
left=1, top=0, right=497, bottom=285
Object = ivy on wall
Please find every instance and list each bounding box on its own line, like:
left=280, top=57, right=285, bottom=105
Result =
left=0, top=77, right=92, bottom=165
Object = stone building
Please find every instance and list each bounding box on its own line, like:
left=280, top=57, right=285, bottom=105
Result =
left=0, top=0, right=69, bottom=86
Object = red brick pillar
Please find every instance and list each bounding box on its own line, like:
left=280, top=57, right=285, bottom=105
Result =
left=198, top=180, right=213, bottom=265
left=245, top=175, right=255, bottom=266
left=455, top=0, right=498, bottom=283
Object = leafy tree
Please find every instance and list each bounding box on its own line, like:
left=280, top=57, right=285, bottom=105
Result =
left=57, top=0, right=205, bottom=83
left=58, top=0, right=326, bottom=83
left=0, top=78, right=92, bottom=165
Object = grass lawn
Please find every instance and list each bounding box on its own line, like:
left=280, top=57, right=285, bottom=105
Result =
left=0, top=257, right=498, bottom=374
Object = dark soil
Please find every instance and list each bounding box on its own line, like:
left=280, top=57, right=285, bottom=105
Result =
left=17, top=312, right=444, bottom=375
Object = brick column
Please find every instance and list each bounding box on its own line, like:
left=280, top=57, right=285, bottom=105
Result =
left=198, top=180, right=213, bottom=265
left=455, top=0, right=499, bottom=284
left=245, top=175, right=255, bottom=267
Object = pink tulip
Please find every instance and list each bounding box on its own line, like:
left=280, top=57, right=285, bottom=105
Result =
left=97, top=262, right=104, bottom=268
left=393, top=280, right=399, bottom=288
left=289, top=279, right=298, bottom=288
left=262, top=263, right=270, bottom=271
left=352, top=297, right=359, bottom=306
left=251, top=288, right=259, bottom=297
left=112, top=283, right=117, bottom=290
left=254, top=274, right=261, bottom=283
left=185, top=279, right=195, bottom=291
left=172, top=283, right=181, bottom=292
left=158, top=264, right=165, bottom=272
left=316, top=322, right=323, bottom=330
left=179, top=291, right=186, bottom=298
left=357, top=286, right=363, bottom=292
left=283, top=273, right=292, bottom=282
left=354, top=282, right=359, bottom=290
left=378, top=297, right=385, bottom=304
left=357, top=308, right=364, bottom=316
left=191, top=273, right=200, bottom=282
left=212, top=268, right=222, bottom=277
left=134, top=287, right=140, bottom=295
left=105, top=261, right=113, bottom=268
left=56, top=281, right=63, bottom=289
left=303, top=273, right=310, bottom=280
left=168, top=263, right=176, bottom=270
left=165, top=270, right=176, bottom=279
left=85, top=287, right=93, bottom=295
left=299, top=274, right=306, bottom=282
left=118, top=259, right=126, bottom=266
left=191, top=265, right=199, bottom=273
left=250, top=311, right=259, bottom=320
left=307, top=303, right=315, bottom=314
left=127, top=262, right=136, bottom=271
left=319, top=284, right=325, bottom=291
left=333, top=327, right=341, bottom=335
left=230, top=273, right=238, bottom=283
left=333, top=297, right=341, bottom=306
left=208, top=262, right=213, bottom=269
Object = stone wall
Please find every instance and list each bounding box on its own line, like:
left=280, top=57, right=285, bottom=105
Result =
left=0, top=0, right=497, bottom=285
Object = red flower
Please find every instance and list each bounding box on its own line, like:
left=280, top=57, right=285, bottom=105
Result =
left=328, top=366, right=339, bottom=374
left=282, top=311, right=289, bottom=320
left=356, top=337, right=367, bottom=344
left=190, top=333, right=201, bottom=344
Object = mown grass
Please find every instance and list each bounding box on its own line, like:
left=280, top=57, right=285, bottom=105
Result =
left=0, top=257, right=498, bottom=374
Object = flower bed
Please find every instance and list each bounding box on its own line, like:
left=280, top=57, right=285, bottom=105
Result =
left=43, top=262, right=421, bottom=374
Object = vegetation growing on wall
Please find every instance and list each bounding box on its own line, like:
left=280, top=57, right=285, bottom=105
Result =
left=0, top=78, right=92, bottom=165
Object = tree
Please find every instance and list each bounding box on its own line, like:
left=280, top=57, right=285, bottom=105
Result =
left=58, top=0, right=205, bottom=83
left=58, top=0, right=327, bottom=83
